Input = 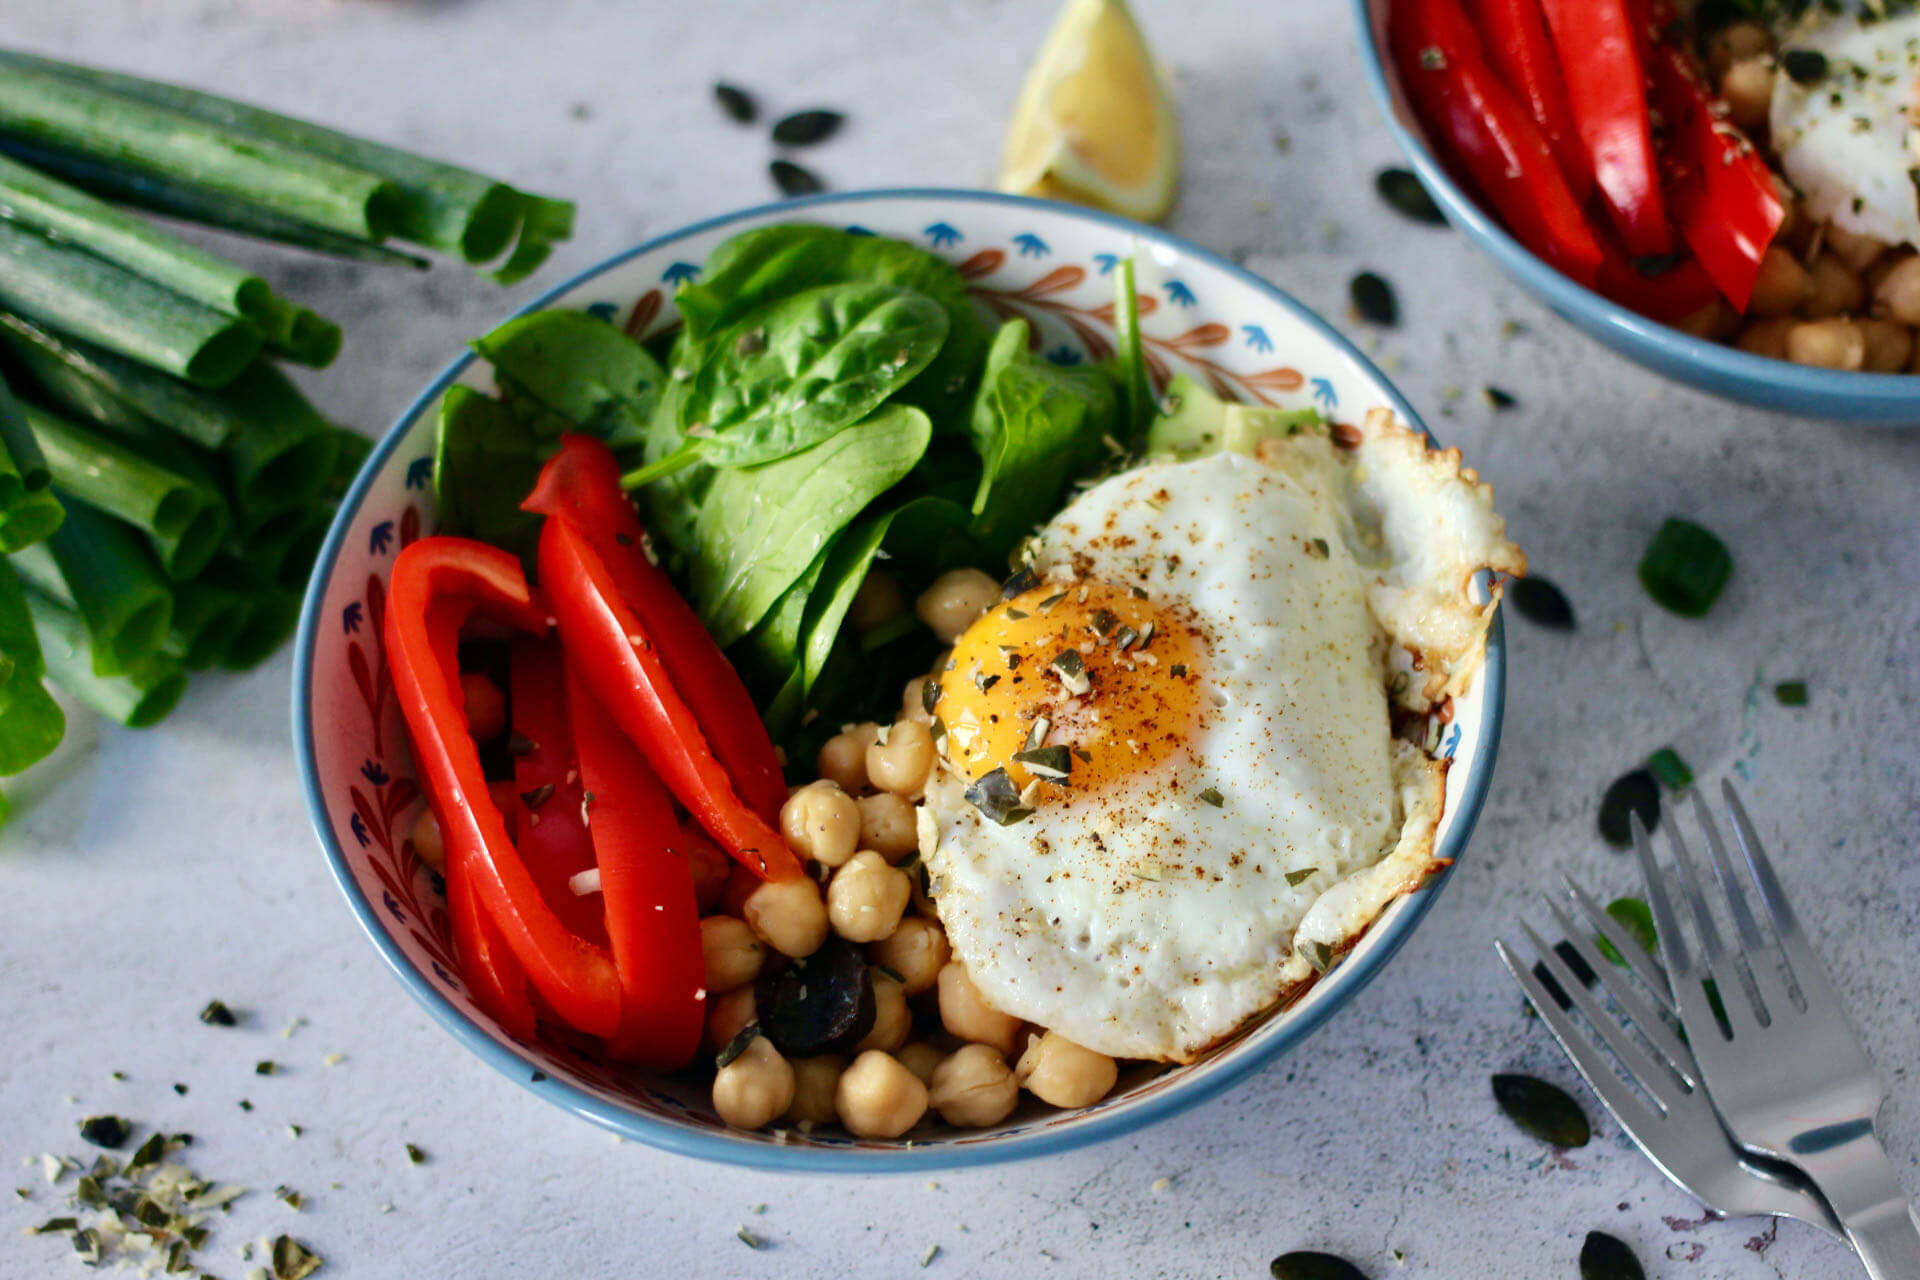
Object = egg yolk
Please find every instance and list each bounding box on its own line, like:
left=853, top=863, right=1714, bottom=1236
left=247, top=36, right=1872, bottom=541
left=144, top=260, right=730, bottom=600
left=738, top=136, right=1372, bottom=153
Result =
left=935, top=578, right=1207, bottom=803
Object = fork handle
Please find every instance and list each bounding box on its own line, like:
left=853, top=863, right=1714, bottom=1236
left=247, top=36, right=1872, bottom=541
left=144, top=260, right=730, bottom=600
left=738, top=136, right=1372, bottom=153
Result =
left=1794, top=1135, right=1920, bottom=1279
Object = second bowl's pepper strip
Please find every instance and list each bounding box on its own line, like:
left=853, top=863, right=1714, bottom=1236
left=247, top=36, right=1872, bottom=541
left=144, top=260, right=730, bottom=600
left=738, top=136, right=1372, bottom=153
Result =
left=385, top=535, right=623, bottom=1037
left=508, top=636, right=608, bottom=946
left=1464, top=0, right=1590, bottom=203
left=566, top=664, right=705, bottom=1070
left=523, top=435, right=788, bottom=825
left=535, top=511, right=802, bottom=883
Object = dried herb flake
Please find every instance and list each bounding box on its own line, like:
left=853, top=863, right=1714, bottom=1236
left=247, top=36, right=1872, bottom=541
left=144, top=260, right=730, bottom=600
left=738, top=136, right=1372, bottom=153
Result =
left=198, top=1000, right=236, bottom=1027
left=1284, top=868, right=1316, bottom=887
left=1196, top=787, right=1224, bottom=808
left=78, top=1116, right=130, bottom=1150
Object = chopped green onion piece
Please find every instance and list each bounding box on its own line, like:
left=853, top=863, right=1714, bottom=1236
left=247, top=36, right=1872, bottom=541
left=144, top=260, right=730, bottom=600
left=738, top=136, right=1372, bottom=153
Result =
left=1774, top=680, right=1808, bottom=707
left=16, top=494, right=172, bottom=676
left=212, top=362, right=340, bottom=534
left=0, top=370, right=63, bottom=553
left=0, top=559, right=65, bottom=778
left=1638, top=518, right=1732, bottom=618
left=163, top=577, right=251, bottom=670
left=27, top=589, right=185, bottom=728
left=0, top=311, right=242, bottom=450
left=1646, top=747, right=1693, bottom=791
left=253, top=295, right=342, bottom=369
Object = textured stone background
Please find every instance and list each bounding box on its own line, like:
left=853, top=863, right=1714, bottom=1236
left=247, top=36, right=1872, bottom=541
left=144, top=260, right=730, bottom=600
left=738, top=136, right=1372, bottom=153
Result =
left=3, top=2, right=1916, bottom=1276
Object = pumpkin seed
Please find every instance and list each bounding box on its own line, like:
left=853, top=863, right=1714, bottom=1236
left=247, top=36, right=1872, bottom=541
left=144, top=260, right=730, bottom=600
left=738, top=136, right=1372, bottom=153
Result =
left=1482, top=385, right=1515, bottom=410
left=1598, top=769, right=1659, bottom=848
left=1780, top=49, right=1827, bottom=87
left=1348, top=272, right=1397, bottom=326
left=770, top=159, right=824, bottom=198
left=1579, top=1230, right=1645, bottom=1280
left=1508, top=576, right=1575, bottom=630
left=1374, top=167, right=1445, bottom=225
left=772, top=109, right=845, bottom=146
left=1270, top=1251, right=1370, bottom=1280
left=714, top=82, right=758, bottom=124
left=1491, top=1073, right=1590, bottom=1148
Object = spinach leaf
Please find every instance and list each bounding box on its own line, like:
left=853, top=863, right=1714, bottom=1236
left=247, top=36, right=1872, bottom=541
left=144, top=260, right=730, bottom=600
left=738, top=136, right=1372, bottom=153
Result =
left=734, top=533, right=840, bottom=701
left=687, top=401, right=932, bottom=647
left=0, top=558, right=64, bottom=778
left=432, top=385, right=543, bottom=564
left=797, top=495, right=970, bottom=691
left=965, top=319, right=1118, bottom=560
left=629, top=328, right=712, bottom=565
left=666, top=281, right=947, bottom=473
left=471, top=308, right=662, bottom=452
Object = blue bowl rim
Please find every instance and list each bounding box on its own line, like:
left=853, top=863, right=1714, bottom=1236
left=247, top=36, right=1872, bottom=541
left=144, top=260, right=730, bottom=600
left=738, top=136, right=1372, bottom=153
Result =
left=1348, top=0, right=1920, bottom=420
left=292, top=186, right=1507, bottom=1173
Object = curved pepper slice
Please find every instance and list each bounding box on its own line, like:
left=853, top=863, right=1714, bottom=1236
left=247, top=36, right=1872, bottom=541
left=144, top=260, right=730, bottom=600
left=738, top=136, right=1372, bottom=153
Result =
left=385, top=535, right=622, bottom=1037
left=1465, top=0, right=1591, bottom=203
left=535, top=511, right=803, bottom=883
left=508, top=636, right=608, bottom=946
left=522, top=435, right=788, bottom=825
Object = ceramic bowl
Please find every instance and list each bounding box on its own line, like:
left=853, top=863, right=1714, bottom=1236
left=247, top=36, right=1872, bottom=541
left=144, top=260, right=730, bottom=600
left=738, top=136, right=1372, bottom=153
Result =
left=293, top=188, right=1507, bottom=1170
left=1352, top=0, right=1920, bottom=427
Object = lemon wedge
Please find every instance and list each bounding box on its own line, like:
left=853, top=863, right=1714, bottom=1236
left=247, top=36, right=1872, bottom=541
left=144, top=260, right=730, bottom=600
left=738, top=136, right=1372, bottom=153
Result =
left=997, top=0, right=1179, bottom=222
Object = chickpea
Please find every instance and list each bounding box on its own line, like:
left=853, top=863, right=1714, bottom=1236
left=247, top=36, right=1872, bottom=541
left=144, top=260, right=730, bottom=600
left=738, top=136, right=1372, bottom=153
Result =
left=937, top=962, right=1023, bottom=1055
left=870, top=917, right=950, bottom=995
left=915, top=568, right=1000, bottom=643
left=827, top=851, right=912, bottom=944
left=895, top=1042, right=945, bottom=1086
left=712, top=1036, right=795, bottom=1130
left=1825, top=223, right=1888, bottom=273
left=817, top=723, right=880, bottom=794
left=701, top=915, right=766, bottom=994
left=1802, top=253, right=1865, bottom=319
left=855, top=970, right=912, bottom=1053
left=1866, top=248, right=1915, bottom=296
left=848, top=569, right=908, bottom=633
left=1706, top=19, right=1772, bottom=78
left=1014, top=1030, right=1118, bottom=1109
left=1858, top=318, right=1913, bottom=372
left=779, top=780, right=861, bottom=867
left=411, top=807, right=445, bottom=873
left=835, top=1050, right=929, bottom=1139
left=784, top=1055, right=845, bottom=1126
left=900, top=676, right=935, bottom=725
left=743, top=874, right=829, bottom=958
left=1672, top=298, right=1735, bottom=341
left=460, top=671, right=506, bottom=741
left=1786, top=318, right=1866, bottom=370
left=1872, top=254, right=1920, bottom=325
left=1748, top=246, right=1814, bottom=318
left=1717, top=57, right=1774, bottom=132
left=867, top=720, right=935, bottom=799
left=856, top=791, right=919, bottom=860
left=703, top=985, right=757, bottom=1056
left=1736, top=317, right=1796, bottom=360
left=930, top=1043, right=1021, bottom=1128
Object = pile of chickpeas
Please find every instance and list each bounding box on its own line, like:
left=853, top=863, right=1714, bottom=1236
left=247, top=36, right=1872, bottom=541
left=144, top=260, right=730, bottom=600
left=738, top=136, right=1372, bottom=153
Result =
left=1681, top=20, right=1920, bottom=372
left=705, top=566, right=1123, bottom=1138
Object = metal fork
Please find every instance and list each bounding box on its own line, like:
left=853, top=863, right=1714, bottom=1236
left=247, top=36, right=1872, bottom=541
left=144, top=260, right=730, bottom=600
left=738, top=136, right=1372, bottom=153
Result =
left=1633, top=780, right=1920, bottom=1279
left=1496, top=877, right=1841, bottom=1239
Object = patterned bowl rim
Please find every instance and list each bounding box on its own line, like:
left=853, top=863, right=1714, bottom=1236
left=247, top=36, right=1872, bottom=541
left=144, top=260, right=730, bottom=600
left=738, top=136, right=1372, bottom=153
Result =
left=1348, top=0, right=1920, bottom=423
left=292, top=187, right=1507, bottom=1172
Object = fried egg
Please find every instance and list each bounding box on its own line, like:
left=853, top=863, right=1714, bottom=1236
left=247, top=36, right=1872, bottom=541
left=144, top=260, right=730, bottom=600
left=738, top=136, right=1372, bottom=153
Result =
left=1770, top=9, right=1920, bottom=251
left=921, top=409, right=1522, bottom=1063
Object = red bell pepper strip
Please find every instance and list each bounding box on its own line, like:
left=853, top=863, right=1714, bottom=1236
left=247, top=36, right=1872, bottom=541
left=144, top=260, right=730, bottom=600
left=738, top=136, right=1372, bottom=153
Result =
left=1639, top=17, right=1784, bottom=310
left=680, top=820, right=731, bottom=915
left=1391, top=0, right=1605, bottom=287
left=535, top=513, right=803, bottom=883
left=523, top=435, right=788, bottom=825
left=1595, top=242, right=1720, bottom=321
left=448, top=864, right=538, bottom=1041
left=1464, top=0, right=1591, bottom=203
left=508, top=636, right=608, bottom=946
left=1537, top=0, right=1672, bottom=258
left=385, top=535, right=623, bottom=1037
left=566, top=665, right=705, bottom=1069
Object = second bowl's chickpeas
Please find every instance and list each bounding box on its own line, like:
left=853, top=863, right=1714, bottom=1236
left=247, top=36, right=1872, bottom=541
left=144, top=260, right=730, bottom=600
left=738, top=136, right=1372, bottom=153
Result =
left=1873, top=254, right=1920, bottom=325
left=848, top=569, right=908, bottom=634
left=856, top=791, right=919, bottom=860
left=827, top=851, right=911, bottom=944
left=1673, top=298, right=1735, bottom=342
left=784, top=1055, right=845, bottom=1126
left=817, top=723, right=880, bottom=794
left=1786, top=318, right=1867, bottom=371
left=1707, top=19, right=1771, bottom=77
left=1014, top=1031, right=1119, bottom=1109
left=916, top=568, right=1000, bottom=643
left=855, top=970, right=912, bottom=1053
left=1717, top=56, right=1774, bottom=131
left=835, top=1050, right=929, bottom=1139
left=1826, top=222, right=1889, bottom=273
left=712, top=1036, right=795, bottom=1131
left=743, top=874, right=830, bottom=958
left=700, top=915, right=766, bottom=994
left=867, top=720, right=935, bottom=799
left=460, top=672, right=507, bottom=742
left=704, top=986, right=757, bottom=1056
left=895, top=1042, right=945, bottom=1086
left=937, top=962, right=1023, bottom=1055
left=1748, top=245, right=1814, bottom=318
left=1858, top=318, right=1914, bottom=372
left=1802, top=253, right=1865, bottom=319
left=412, top=808, right=445, bottom=873
left=870, top=916, right=950, bottom=995
left=930, top=1043, right=1021, bottom=1128
left=779, top=780, right=861, bottom=868
left=1735, top=316, right=1795, bottom=360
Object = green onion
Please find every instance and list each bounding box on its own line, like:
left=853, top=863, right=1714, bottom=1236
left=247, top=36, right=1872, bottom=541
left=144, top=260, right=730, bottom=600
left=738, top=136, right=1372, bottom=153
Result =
left=1638, top=518, right=1732, bottom=618
left=0, top=67, right=402, bottom=243
left=163, top=577, right=251, bottom=670
left=26, top=588, right=185, bottom=728
left=212, top=362, right=340, bottom=534
left=253, top=295, right=342, bottom=369
left=20, top=400, right=229, bottom=580
left=15, top=494, right=172, bottom=676
left=220, top=588, right=300, bottom=671
left=0, top=312, right=241, bottom=450
left=0, top=220, right=260, bottom=386
left=0, top=558, right=65, bottom=777
left=1646, top=746, right=1693, bottom=790
left=0, top=370, right=63, bottom=553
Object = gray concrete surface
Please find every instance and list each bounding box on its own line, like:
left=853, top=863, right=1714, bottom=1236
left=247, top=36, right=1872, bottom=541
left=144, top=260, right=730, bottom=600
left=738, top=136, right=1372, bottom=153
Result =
left=2, top=2, right=1915, bottom=1276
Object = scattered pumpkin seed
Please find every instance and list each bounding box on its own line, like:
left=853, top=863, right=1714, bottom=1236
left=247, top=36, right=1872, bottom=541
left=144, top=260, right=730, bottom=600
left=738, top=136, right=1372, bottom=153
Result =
left=1646, top=747, right=1693, bottom=790
left=1579, top=1230, right=1645, bottom=1280
left=1013, top=745, right=1072, bottom=780
left=713, top=82, right=758, bottom=124
left=1196, top=787, right=1224, bottom=808
left=1780, top=49, right=1827, bottom=86
left=716, top=1021, right=761, bottom=1070
left=1285, top=868, right=1316, bottom=887
left=771, top=109, right=844, bottom=145
left=1508, top=577, right=1574, bottom=630
left=1598, top=769, right=1660, bottom=848
left=270, top=1234, right=323, bottom=1280
left=1774, top=680, right=1808, bottom=706
left=1491, top=1073, right=1590, bottom=1148
left=77, top=1116, right=130, bottom=1150
left=1348, top=271, right=1397, bottom=326
left=1482, top=386, right=1515, bottom=410
left=770, top=159, right=824, bottom=198
left=1270, top=1250, right=1370, bottom=1280
left=1374, top=167, right=1445, bottom=226
left=964, top=768, right=1032, bottom=826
